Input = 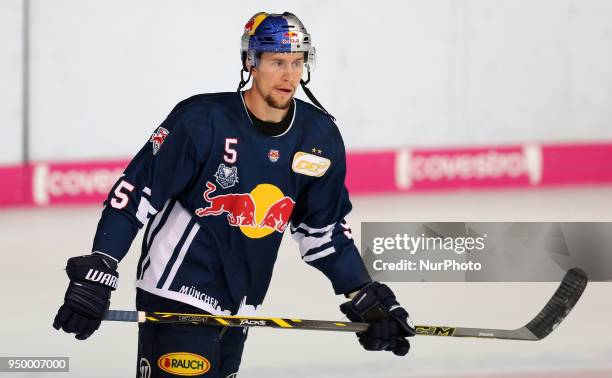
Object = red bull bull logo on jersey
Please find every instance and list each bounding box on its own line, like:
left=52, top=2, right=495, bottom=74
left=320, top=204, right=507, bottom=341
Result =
left=195, top=182, right=256, bottom=226
left=259, top=196, right=294, bottom=232
left=195, top=182, right=295, bottom=238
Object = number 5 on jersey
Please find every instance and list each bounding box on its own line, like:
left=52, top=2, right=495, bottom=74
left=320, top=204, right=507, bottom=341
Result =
left=111, top=180, right=135, bottom=209
left=224, top=138, right=238, bottom=164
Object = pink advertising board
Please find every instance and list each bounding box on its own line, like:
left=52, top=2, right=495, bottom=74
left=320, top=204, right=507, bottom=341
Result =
left=1, top=142, right=611, bottom=207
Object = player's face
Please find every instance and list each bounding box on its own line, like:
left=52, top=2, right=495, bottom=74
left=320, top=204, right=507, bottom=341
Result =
left=252, top=52, right=304, bottom=110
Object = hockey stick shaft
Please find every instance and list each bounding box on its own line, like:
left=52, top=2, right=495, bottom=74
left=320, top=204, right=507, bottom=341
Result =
left=104, top=268, right=587, bottom=340
left=105, top=310, right=369, bottom=332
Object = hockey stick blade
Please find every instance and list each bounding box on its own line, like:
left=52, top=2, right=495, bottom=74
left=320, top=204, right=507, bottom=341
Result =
left=104, top=268, right=587, bottom=340
left=523, top=267, right=588, bottom=339
left=414, top=267, right=588, bottom=340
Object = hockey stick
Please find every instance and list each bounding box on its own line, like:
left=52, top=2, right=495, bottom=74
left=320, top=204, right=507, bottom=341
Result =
left=104, top=268, right=587, bottom=341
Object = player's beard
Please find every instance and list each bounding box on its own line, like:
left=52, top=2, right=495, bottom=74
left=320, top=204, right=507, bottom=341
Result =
left=251, top=77, right=294, bottom=110
left=263, top=90, right=293, bottom=110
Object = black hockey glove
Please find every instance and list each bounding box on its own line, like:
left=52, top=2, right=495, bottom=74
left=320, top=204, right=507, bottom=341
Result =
left=53, top=254, right=118, bottom=340
left=340, top=282, right=415, bottom=356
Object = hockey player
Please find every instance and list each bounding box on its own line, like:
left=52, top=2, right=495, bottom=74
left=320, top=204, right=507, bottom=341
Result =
left=53, top=12, right=415, bottom=377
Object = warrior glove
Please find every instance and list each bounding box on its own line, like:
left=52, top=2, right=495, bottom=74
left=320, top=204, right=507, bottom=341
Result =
left=53, top=254, right=118, bottom=340
left=340, top=282, right=415, bottom=356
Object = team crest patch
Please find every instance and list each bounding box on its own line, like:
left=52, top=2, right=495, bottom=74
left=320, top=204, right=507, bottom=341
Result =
left=150, top=127, right=169, bottom=155
left=268, top=149, right=280, bottom=163
left=214, top=163, right=239, bottom=189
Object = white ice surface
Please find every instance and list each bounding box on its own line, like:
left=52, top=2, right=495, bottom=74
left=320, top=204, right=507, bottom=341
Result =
left=0, top=187, right=611, bottom=377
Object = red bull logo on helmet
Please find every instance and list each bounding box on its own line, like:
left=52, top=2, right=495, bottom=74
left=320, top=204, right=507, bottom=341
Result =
left=282, top=31, right=300, bottom=45
left=195, top=182, right=294, bottom=238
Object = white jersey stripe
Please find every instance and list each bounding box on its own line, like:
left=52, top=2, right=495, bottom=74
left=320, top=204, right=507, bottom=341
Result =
left=145, top=199, right=171, bottom=247
left=290, top=222, right=334, bottom=235
left=161, top=222, right=201, bottom=290
left=291, top=227, right=334, bottom=257
left=140, top=202, right=192, bottom=288
left=235, top=296, right=258, bottom=316
left=140, top=199, right=172, bottom=279
left=136, top=284, right=230, bottom=316
left=136, top=196, right=158, bottom=225
left=139, top=255, right=150, bottom=281
left=303, top=246, right=335, bottom=262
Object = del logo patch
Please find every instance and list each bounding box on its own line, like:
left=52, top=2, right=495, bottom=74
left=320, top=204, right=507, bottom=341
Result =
left=292, top=152, right=331, bottom=177
left=150, top=127, right=169, bottom=155
left=157, top=352, right=210, bottom=376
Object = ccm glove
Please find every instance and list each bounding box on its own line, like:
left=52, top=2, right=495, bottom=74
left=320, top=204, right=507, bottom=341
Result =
left=340, top=282, right=415, bottom=356
left=53, top=254, right=118, bottom=340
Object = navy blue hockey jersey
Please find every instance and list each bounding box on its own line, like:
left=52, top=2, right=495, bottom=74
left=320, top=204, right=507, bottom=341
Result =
left=92, top=92, right=370, bottom=315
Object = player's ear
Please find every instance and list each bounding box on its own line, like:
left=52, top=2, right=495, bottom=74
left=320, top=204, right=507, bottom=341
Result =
left=249, top=63, right=258, bottom=79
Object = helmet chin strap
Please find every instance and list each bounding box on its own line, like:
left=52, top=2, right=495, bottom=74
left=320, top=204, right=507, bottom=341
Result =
left=237, top=68, right=252, bottom=92
left=300, top=69, right=335, bottom=121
